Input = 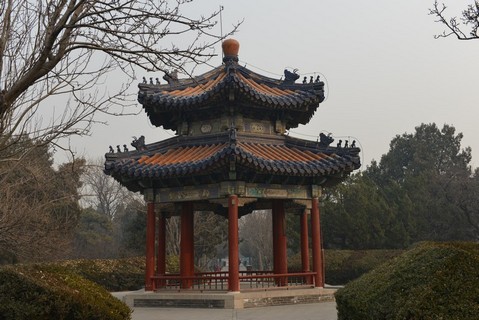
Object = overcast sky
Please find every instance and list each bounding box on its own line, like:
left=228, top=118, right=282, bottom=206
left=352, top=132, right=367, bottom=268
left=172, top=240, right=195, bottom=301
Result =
left=60, top=0, right=479, bottom=169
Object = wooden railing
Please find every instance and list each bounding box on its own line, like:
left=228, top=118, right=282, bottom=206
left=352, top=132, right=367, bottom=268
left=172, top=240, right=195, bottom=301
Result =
left=152, top=271, right=316, bottom=291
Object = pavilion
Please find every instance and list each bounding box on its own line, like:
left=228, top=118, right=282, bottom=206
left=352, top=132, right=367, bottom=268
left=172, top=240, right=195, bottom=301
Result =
left=104, top=39, right=360, bottom=300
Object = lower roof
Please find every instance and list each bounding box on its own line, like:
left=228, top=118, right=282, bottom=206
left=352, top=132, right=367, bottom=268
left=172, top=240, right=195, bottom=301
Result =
left=104, top=131, right=360, bottom=192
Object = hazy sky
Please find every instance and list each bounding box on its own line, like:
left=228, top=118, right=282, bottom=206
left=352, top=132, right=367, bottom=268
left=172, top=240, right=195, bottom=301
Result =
left=61, top=0, right=479, bottom=169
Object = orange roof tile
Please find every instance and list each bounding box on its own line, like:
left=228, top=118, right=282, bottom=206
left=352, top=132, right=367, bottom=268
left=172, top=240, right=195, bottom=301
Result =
left=236, top=73, right=294, bottom=97
left=166, top=72, right=226, bottom=97
left=140, top=144, right=226, bottom=166
left=138, top=63, right=325, bottom=131
left=105, top=133, right=360, bottom=184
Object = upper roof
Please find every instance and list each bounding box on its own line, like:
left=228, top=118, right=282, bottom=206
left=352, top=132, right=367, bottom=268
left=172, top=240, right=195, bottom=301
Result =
left=138, top=39, right=325, bottom=131
left=104, top=130, right=360, bottom=192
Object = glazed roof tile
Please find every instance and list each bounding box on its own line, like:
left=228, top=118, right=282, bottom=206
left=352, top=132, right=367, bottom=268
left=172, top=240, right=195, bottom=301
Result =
left=138, top=63, right=324, bottom=130
left=139, top=66, right=322, bottom=111
left=166, top=71, right=227, bottom=98
left=104, top=132, right=360, bottom=182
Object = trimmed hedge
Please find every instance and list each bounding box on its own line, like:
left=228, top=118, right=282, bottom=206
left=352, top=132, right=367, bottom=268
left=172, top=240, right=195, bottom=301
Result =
left=51, top=255, right=179, bottom=291
left=324, top=249, right=403, bottom=285
left=335, top=242, right=479, bottom=320
left=288, top=249, right=403, bottom=285
left=0, top=264, right=131, bottom=320
left=53, top=257, right=145, bottom=292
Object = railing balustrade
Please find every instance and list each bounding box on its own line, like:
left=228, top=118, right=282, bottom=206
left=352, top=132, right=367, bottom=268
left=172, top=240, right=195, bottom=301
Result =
left=152, top=271, right=316, bottom=291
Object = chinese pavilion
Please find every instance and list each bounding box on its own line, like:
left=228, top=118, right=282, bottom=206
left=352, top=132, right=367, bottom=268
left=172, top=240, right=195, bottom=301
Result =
left=104, top=39, right=360, bottom=294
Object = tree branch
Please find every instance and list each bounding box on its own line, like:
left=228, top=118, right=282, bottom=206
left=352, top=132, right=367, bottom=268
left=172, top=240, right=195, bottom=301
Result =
left=430, top=0, right=479, bottom=40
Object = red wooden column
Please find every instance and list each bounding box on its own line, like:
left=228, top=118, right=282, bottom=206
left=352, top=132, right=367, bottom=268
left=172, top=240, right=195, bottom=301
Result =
left=300, top=209, right=311, bottom=283
left=272, top=200, right=287, bottom=286
left=157, top=212, right=166, bottom=288
left=311, top=197, right=324, bottom=287
left=145, top=202, right=156, bottom=291
left=228, top=195, right=240, bottom=292
left=180, top=202, right=194, bottom=289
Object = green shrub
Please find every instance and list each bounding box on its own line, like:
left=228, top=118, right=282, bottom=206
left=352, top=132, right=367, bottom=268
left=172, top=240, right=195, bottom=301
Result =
left=325, top=249, right=402, bottom=285
left=51, top=255, right=180, bottom=291
left=53, top=257, right=145, bottom=291
left=288, top=249, right=402, bottom=285
left=167, top=255, right=180, bottom=274
left=335, top=242, right=479, bottom=320
left=0, top=264, right=131, bottom=320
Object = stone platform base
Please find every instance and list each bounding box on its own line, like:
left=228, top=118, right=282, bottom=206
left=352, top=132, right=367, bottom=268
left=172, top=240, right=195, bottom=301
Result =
left=123, top=287, right=336, bottom=309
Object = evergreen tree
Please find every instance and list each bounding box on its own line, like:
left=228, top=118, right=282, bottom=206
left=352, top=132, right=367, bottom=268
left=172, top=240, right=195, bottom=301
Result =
left=367, top=123, right=474, bottom=243
left=322, top=123, right=478, bottom=249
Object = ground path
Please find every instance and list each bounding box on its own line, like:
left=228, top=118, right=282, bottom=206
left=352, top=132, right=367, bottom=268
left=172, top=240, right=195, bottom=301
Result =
left=112, top=291, right=337, bottom=320
left=128, top=302, right=338, bottom=320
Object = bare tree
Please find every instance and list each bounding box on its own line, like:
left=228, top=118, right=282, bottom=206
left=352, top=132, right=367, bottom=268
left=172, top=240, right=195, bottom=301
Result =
left=239, top=210, right=273, bottom=270
left=0, top=141, right=84, bottom=262
left=81, top=158, right=135, bottom=220
left=80, top=163, right=229, bottom=263
left=166, top=215, right=181, bottom=256
left=0, top=0, right=240, bottom=262
left=430, top=1, right=479, bottom=40
left=194, top=212, right=228, bottom=270
left=0, top=0, right=239, bottom=161
left=160, top=211, right=228, bottom=271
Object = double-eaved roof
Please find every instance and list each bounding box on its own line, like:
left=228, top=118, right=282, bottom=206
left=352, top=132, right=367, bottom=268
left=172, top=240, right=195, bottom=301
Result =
left=104, top=39, right=360, bottom=197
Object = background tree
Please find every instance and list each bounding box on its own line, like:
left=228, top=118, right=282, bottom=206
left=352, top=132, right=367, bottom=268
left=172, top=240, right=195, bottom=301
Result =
left=239, top=210, right=273, bottom=270
left=164, top=216, right=181, bottom=257
left=114, top=198, right=147, bottom=256
left=71, top=207, right=114, bottom=258
left=323, top=123, right=478, bottom=249
left=194, top=212, right=228, bottom=271
left=430, top=0, right=479, bottom=40
left=0, top=138, right=84, bottom=262
left=72, top=158, right=146, bottom=258
left=71, top=201, right=149, bottom=259
left=367, top=123, right=474, bottom=242
left=322, top=174, right=407, bottom=249
left=81, top=158, right=134, bottom=221
left=441, top=167, right=479, bottom=239
left=0, top=0, right=239, bottom=161
left=285, top=212, right=301, bottom=256
left=0, top=0, right=239, bottom=264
